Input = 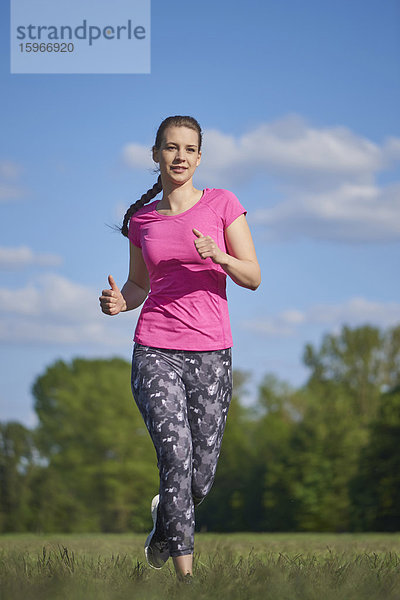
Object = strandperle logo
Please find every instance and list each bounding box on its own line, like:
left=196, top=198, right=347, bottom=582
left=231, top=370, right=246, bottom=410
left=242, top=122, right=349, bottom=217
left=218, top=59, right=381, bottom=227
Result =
left=11, top=0, right=150, bottom=74
left=15, top=19, right=146, bottom=46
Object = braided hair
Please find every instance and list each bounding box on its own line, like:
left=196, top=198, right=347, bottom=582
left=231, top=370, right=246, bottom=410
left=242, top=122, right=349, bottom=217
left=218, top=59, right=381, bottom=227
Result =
left=120, top=175, right=162, bottom=237
left=120, top=115, right=202, bottom=238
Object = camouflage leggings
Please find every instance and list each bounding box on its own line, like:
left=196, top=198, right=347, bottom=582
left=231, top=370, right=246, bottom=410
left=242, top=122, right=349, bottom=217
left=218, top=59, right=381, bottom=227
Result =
left=131, top=343, right=232, bottom=557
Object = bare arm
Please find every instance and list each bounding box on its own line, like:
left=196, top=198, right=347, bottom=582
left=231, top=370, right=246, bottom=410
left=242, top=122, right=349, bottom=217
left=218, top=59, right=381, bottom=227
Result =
left=99, top=242, right=150, bottom=315
left=193, top=214, right=261, bottom=290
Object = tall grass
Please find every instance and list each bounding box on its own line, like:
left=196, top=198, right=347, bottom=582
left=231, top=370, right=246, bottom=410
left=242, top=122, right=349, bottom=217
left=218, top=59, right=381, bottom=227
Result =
left=1, top=533, right=400, bottom=599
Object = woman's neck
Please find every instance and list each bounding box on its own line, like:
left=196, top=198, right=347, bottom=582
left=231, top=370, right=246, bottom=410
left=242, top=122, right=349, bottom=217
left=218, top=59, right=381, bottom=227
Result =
left=157, top=181, right=203, bottom=213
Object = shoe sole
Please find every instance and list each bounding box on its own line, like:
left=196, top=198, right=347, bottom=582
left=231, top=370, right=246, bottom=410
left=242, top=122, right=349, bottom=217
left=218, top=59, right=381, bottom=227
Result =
left=144, top=494, right=163, bottom=570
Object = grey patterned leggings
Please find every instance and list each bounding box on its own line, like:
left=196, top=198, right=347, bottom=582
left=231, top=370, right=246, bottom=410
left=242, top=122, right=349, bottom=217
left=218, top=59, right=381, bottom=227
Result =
left=131, top=343, right=232, bottom=557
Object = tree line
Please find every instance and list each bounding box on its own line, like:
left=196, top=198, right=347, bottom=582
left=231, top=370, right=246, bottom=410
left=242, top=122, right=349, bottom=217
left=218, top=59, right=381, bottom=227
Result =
left=1, top=324, right=399, bottom=533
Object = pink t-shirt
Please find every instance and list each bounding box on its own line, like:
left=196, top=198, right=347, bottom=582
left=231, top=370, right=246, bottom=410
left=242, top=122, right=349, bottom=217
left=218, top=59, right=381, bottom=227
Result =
left=128, top=188, right=246, bottom=351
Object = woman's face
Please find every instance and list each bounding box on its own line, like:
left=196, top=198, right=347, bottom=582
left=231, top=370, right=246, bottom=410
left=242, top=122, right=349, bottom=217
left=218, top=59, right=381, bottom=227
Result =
left=153, top=126, right=201, bottom=186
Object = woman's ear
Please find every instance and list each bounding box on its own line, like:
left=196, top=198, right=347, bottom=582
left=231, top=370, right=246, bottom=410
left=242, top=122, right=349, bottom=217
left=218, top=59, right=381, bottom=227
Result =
left=152, top=145, right=159, bottom=163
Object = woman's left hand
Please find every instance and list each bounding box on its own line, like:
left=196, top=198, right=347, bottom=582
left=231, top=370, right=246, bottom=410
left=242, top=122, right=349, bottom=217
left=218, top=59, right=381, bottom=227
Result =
left=192, top=228, right=226, bottom=265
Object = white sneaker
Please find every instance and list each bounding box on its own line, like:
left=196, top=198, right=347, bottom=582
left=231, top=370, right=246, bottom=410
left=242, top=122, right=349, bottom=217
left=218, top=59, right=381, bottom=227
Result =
left=144, top=494, right=170, bottom=569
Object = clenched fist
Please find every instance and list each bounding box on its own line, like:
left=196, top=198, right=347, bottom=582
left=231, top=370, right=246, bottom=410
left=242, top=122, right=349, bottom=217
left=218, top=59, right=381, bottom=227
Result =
left=192, top=228, right=226, bottom=264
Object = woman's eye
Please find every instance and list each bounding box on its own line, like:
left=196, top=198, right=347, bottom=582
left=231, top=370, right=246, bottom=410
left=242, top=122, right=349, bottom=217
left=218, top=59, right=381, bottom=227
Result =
left=164, top=146, right=196, bottom=152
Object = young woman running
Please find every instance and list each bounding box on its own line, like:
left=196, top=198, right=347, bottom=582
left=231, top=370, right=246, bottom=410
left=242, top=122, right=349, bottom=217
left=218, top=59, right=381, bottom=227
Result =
left=99, top=115, right=261, bottom=581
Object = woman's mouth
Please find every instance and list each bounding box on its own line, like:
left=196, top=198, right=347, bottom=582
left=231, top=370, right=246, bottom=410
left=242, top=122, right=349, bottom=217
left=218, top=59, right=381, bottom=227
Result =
left=171, top=167, right=187, bottom=173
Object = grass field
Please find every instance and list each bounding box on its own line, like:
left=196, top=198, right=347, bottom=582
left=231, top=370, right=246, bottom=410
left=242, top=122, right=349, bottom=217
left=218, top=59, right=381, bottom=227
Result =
left=1, top=533, right=400, bottom=599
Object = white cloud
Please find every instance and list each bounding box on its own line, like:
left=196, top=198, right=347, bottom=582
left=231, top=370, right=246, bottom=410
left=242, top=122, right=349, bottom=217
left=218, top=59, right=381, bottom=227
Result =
left=0, top=246, right=62, bottom=269
left=0, top=319, right=129, bottom=346
left=383, top=137, right=400, bottom=162
left=251, top=181, right=400, bottom=242
left=0, top=273, right=95, bottom=320
left=0, top=273, right=139, bottom=345
left=199, top=115, right=389, bottom=186
left=243, top=297, right=400, bottom=338
left=122, top=143, right=154, bottom=170
left=309, top=297, right=400, bottom=327
left=0, top=160, right=22, bottom=179
left=0, top=160, right=26, bottom=202
left=0, top=183, right=26, bottom=202
left=0, top=283, right=40, bottom=316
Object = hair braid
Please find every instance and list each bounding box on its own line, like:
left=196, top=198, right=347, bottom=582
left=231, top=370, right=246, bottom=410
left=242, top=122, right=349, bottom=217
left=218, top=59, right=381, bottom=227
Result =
left=121, top=175, right=162, bottom=238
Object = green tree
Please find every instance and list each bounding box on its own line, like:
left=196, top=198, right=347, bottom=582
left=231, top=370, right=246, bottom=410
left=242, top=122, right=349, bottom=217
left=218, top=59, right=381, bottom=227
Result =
left=251, top=374, right=301, bottom=531
left=303, top=325, right=387, bottom=423
left=287, top=383, right=366, bottom=531
left=350, top=386, right=400, bottom=531
left=32, top=357, right=158, bottom=532
left=0, top=422, right=35, bottom=532
left=382, top=325, right=400, bottom=390
left=292, top=324, right=400, bottom=531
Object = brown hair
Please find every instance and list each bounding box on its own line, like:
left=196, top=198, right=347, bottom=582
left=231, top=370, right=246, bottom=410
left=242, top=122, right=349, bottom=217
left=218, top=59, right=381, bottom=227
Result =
left=120, top=115, right=202, bottom=237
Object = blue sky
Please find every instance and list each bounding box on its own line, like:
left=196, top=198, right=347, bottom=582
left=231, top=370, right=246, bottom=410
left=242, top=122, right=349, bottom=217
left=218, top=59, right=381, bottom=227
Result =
left=1, top=0, right=400, bottom=426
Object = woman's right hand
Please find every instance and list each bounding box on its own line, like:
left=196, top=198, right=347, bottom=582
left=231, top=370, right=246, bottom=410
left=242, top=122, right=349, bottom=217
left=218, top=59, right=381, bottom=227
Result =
left=99, top=275, right=127, bottom=315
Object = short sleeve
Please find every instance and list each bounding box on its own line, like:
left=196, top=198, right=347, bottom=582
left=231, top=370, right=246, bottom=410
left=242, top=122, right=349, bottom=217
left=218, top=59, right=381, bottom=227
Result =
left=222, top=190, right=247, bottom=228
left=128, top=215, right=141, bottom=248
